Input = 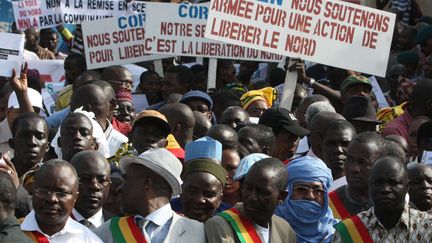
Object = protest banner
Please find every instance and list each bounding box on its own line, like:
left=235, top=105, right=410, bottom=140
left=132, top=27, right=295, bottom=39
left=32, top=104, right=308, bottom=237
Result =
left=12, top=0, right=146, bottom=30
left=0, top=32, right=24, bottom=77
left=205, top=0, right=396, bottom=77
left=82, top=14, right=170, bottom=69
left=144, top=2, right=283, bottom=62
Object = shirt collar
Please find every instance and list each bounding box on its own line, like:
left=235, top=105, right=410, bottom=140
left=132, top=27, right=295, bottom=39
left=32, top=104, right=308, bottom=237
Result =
left=72, top=208, right=104, bottom=227
left=21, top=210, right=82, bottom=236
left=144, top=203, right=173, bottom=227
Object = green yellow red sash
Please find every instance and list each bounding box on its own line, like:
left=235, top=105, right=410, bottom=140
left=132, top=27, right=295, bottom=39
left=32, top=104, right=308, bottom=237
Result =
left=334, top=215, right=373, bottom=243
left=218, top=208, right=263, bottom=243
left=109, top=216, right=148, bottom=243
left=329, top=190, right=351, bottom=220
left=23, top=231, right=49, bottom=243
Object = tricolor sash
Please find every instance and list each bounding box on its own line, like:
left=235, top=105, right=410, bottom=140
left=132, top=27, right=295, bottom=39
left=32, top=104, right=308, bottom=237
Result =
left=334, top=215, right=373, bottom=243
left=218, top=208, right=263, bottom=243
left=109, top=216, right=148, bottom=243
left=329, top=190, right=351, bottom=220
left=23, top=231, right=49, bottom=243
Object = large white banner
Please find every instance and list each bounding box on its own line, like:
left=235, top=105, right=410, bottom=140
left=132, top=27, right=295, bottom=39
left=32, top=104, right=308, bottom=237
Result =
left=82, top=14, right=170, bottom=69
left=145, top=2, right=283, bottom=62
left=12, top=0, right=146, bottom=30
left=205, top=0, right=396, bottom=76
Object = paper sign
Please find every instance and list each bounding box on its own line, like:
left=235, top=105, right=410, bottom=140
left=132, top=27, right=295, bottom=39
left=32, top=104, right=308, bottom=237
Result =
left=12, top=0, right=146, bottom=30
left=144, top=2, right=283, bottom=62
left=82, top=14, right=170, bottom=69
left=205, top=0, right=396, bottom=77
left=0, top=32, right=24, bottom=77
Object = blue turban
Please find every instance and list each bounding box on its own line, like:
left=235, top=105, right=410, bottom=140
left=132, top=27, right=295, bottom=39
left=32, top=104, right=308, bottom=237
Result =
left=275, top=156, right=338, bottom=243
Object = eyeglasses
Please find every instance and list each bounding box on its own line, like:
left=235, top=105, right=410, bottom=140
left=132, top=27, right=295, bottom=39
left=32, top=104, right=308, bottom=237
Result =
left=79, top=176, right=111, bottom=188
left=34, top=188, right=75, bottom=199
left=293, top=185, right=325, bottom=198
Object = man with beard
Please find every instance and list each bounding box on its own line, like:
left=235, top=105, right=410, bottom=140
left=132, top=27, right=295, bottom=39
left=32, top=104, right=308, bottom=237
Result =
left=58, top=113, right=97, bottom=162
left=206, top=158, right=296, bottom=243
left=334, top=157, right=432, bottom=242
left=408, top=164, right=432, bottom=212
left=320, top=120, right=356, bottom=180
left=20, top=160, right=102, bottom=242
left=94, top=148, right=205, bottom=242
left=70, top=151, right=113, bottom=229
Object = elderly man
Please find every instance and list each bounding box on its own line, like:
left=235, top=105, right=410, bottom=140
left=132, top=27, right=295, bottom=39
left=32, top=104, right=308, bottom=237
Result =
left=275, top=156, right=337, bottom=242
left=329, top=132, right=384, bottom=220
left=408, top=164, right=432, bottom=212
left=206, top=158, right=296, bottom=243
left=334, top=157, right=432, bottom=242
left=20, top=160, right=102, bottom=242
left=70, top=151, right=113, bottom=229
left=178, top=159, right=227, bottom=222
left=94, top=148, right=205, bottom=242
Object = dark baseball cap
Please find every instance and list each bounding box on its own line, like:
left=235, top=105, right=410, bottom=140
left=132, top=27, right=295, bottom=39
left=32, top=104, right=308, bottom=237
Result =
left=259, top=107, right=309, bottom=137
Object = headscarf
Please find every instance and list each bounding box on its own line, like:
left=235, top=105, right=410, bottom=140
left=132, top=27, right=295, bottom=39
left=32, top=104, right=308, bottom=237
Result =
left=115, top=87, right=132, bottom=103
left=275, top=156, right=338, bottom=243
left=51, top=107, right=110, bottom=159
left=240, top=87, right=276, bottom=111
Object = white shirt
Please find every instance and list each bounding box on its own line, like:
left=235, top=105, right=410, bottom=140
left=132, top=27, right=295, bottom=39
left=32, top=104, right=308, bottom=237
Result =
left=23, top=50, right=39, bottom=61
left=71, top=208, right=104, bottom=228
left=104, top=120, right=128, bottom=157
left=0, top=119, right=13, bottom=159
left=329, top=176, right=347, bottom=192
left=295, top=137, right=309, bottom=155
left=254, top=223, right=270, bottom=243
left=137, top=203, right=173, bottom=243
left=21, top=210, right=103, bottom=243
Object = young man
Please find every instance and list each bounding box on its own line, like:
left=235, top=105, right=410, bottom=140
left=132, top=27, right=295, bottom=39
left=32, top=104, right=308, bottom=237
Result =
left=206, top=158, right=296, bottom=243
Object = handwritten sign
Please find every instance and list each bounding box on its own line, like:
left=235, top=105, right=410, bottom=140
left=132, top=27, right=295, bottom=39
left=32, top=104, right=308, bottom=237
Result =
left=145, top=2, right=283, bottom=62
left=205, top=0, right=396, bottom=76
left=82, top=14, right=170, bottom=69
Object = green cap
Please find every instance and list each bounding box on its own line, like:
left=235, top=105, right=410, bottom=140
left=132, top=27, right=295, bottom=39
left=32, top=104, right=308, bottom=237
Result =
left=183, top=159, right=227, bottom=187
left=397, top=50, right=420, bottom=65
left=340, top=75, right=372, bottom=95
left=416, top=26, right=432, bottom=44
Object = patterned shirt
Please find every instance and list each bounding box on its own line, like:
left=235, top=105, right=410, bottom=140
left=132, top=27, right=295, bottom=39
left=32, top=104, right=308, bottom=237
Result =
left=333, top=204, right=432, bottom=242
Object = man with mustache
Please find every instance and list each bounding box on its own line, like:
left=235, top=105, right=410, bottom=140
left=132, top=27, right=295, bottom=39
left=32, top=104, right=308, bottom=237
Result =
left=70, top=151, right=113, bottom=229
left=20, top=159, right=102, bottom=242
left=334, top=157, right=432, bottom=242
left=329, top=132, right=384, bottom=220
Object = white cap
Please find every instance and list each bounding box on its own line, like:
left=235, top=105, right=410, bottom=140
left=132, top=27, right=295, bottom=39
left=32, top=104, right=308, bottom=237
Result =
left=120, top=148, right=183, bottom=197
left=7, top=88, right=43, bottom=109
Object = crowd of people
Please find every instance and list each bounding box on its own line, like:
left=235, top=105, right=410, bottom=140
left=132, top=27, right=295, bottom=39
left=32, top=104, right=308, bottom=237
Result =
left=0, top=0, right=432, bottom=242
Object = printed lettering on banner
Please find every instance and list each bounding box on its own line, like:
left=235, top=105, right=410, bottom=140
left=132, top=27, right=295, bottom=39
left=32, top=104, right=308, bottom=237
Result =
left=12, top=0, right=147, bottom=30
left=144, top=2, right=283, bottom=62
left=82, top=14, right=170, bottom=69
left=205, top=0, right=396, bottom=76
